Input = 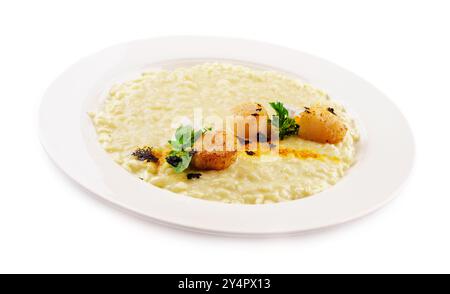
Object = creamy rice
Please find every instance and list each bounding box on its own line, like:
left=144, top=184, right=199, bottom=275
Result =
left=90, top=63, right=359, bottom=204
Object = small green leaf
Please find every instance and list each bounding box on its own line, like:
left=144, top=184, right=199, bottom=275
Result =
left=166, top=150, right=192, bottom=173
left=169, top=125, right=193, bottom=150
left=168, top=139, right=183, bottom=151
left=175, top=125, right=193, bottom=141
left=173, top=152, right=192, bottom=173
left=193, top=129, right=203, bottom=143
left=269, top=101, right=299, bottom=139
left=166, top=126, right=212, bottom=173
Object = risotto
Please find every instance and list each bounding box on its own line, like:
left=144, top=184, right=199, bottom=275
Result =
left=89, top=63, right=359, bottom=204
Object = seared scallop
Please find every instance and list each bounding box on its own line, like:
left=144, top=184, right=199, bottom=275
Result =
left=191, top=131, right=237, bottom=170
left=231, top=102, right=271, bottom=142
left=295, top=107, right=347, bottom=144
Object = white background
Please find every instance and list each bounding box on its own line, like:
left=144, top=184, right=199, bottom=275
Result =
left=0, top=0, right=449, bottom=274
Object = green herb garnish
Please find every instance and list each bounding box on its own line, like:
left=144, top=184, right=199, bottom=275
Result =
left=166, top=150, right=192, bottom=173
left=168, top=125, right=202, bottom=151
left=269, top=101, right=300, bottom=140
left=165, top=125, right=209, bottom=173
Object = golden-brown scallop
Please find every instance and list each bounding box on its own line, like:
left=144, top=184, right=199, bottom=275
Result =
left=295, top=107, right=347, bottom=144
left=231, top=102, right=271, bottom=142
left=191, top=131, right=237, bottom=170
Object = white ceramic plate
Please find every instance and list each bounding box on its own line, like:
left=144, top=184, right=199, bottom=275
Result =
left=39, top=36, right=414, bottom=236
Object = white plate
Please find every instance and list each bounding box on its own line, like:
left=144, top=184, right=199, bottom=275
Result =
left=39, top=36, right=414, bottom=236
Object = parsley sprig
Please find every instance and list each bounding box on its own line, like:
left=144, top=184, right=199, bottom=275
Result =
left=165, top=125, right=210, bottom=173
left=269, top=101, right=299, bottom=139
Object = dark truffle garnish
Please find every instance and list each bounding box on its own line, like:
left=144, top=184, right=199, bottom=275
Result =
left=187, top=173, right=202, bottom=180
left=166, top=155, right=182, bottom=167
left=132, top=147, right=159, bottom=163
left=327, top=107, right=336, bottom=115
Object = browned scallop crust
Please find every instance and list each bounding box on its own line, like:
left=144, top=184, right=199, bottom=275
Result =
left=296, top=107, right=347, bottom=144
left=191, top=131, right=237, bottom=170
left=231, top=102, right=271, bottom=141
left=191, top=150, right=237, bottom=170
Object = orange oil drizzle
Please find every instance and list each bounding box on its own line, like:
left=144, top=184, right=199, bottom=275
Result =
left=241, top=145, right=339, bottom=162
